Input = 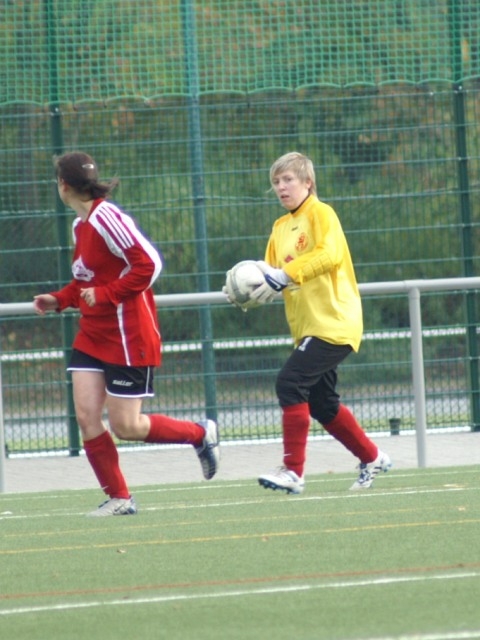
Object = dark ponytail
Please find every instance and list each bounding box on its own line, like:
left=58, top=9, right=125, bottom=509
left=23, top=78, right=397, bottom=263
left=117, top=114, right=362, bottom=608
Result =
left=54, top=152, right=119, bottom=199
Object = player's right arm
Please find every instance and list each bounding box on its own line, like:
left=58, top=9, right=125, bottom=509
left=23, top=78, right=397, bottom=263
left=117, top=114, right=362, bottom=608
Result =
left=33, top=293, right=59, bottom=315
left=33, top=280, right=80, bottom=314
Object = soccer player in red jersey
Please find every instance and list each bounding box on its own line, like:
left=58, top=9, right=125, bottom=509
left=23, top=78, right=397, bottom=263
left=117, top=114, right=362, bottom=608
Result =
left=34, top=152, right=219, bottom=515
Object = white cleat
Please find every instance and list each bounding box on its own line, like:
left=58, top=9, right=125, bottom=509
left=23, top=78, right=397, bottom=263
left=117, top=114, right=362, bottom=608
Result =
left=87, top=496, right=138, bottom=517
left=350, top=450, right=392, bottom=490
left=258, top=466, right=305, bottom=494
left=195, top=419, right=220, bottom=480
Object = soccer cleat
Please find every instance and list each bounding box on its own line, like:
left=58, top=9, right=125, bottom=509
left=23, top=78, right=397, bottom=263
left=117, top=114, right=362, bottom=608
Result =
left=350, top=450, right=392, bottom=490
left=87, top=496, right=138, bottom=517
left=258, top=466, right=305, bottom=494
left=195, top=419, right=220, bottom=480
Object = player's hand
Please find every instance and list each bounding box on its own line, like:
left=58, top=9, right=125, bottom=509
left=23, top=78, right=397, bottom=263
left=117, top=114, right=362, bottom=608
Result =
left=249, top=261, right=290, bottom=304
left=80, top=287, right=96, bottom=307
left=222, top=282, right=237, bottom=306
left=33, top=294, right=59, bottom=315
left=222, top=283, right=247, bottom=312
left=255, top=261, right=290, bottom=291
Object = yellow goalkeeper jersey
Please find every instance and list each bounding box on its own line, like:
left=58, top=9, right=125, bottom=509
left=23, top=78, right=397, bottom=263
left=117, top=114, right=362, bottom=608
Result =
left=264, top=194, right=363, bottom=352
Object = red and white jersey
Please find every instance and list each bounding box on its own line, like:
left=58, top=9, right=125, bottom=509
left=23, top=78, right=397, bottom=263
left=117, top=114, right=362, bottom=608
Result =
left=52, top=199, right=162, bottom=366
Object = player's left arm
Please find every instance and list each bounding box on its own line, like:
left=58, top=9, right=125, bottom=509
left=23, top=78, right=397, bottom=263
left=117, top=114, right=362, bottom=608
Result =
left=94, top=242, right=162, bottom=306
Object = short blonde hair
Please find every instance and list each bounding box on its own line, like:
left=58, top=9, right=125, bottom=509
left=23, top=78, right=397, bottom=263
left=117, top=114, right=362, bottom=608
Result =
left=269, top=151, right=317, bottom=195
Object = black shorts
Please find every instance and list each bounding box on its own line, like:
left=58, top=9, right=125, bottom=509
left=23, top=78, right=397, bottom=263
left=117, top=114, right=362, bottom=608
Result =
left=275, top=337, right=352, bottom=423
left=67, top=349, right=155, bottom=398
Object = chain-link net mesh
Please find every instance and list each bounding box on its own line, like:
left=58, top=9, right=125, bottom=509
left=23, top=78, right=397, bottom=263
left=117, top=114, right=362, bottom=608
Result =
left=1, top=1, right=480, bottom=453
left=1, top=0, right=480, bottom=105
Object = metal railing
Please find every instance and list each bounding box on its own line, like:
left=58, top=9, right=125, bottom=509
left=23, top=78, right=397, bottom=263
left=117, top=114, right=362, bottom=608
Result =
left=1, top=276, right=479, bottom=493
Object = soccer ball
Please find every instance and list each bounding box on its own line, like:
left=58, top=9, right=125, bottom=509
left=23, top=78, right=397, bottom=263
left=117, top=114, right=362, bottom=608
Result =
left=224, top=260, right=265, bottom=309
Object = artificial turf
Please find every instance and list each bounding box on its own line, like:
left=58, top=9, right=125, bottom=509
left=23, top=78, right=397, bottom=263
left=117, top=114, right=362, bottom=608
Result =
left=1, top=466, right=480, bottom=640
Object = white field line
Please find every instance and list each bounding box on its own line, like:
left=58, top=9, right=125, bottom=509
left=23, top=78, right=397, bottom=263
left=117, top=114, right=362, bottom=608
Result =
left=371, top=633, right=480, bottom=640
left=0, top=483, right=478, bottom=520
left=0, top=466, right=478, bottom=503
left=0, top=569, right=479, bottom=621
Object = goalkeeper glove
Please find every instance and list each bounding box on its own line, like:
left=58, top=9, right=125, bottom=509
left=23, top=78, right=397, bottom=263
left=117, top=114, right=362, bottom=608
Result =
left=222, top=283, right=248, bottom=311
left=249, top=261, right=290, bottom=304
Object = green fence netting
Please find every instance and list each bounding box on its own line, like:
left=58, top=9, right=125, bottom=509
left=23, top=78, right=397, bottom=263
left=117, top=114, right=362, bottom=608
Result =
left=1, top=0, right=480, bottom=105
left=0, top=1, right=480, bottom=454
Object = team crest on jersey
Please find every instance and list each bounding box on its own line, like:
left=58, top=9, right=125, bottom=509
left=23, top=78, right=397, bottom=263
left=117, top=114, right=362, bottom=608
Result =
left=295, top=232, right=308, bottom=252
left=72, top=257, right=94, bottom=282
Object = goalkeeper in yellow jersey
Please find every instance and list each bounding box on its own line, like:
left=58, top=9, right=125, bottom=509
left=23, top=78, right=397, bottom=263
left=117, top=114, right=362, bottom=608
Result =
left=250, top=151, right=391, bottom=493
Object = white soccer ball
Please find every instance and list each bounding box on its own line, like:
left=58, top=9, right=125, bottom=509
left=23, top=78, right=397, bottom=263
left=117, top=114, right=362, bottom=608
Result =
left=224, top=260, right=265, bottom=309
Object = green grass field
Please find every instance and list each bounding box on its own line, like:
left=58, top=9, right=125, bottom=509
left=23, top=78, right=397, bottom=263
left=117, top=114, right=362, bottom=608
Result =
left=1, top=467, right=480, bottom=640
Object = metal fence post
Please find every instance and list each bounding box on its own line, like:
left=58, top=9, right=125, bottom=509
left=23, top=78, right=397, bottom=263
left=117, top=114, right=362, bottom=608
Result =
left=448, top=0, right=480, bottom=430
left=181, top=0, right=217, bottom=422
left=408, top=287, right=427, bottom=468
left=0, top=357, right=5, bottom=492
left=45, top=0, right=80, bottom=455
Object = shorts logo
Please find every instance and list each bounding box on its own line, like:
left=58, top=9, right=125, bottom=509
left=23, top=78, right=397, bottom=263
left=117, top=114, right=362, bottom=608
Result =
left=112, top=379, right=133, bottom=387
left=298, top=337, right=312, bottom=352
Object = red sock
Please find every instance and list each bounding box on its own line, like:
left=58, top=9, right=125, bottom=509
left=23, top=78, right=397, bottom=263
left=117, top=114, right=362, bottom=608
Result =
left=144, top=414, right=204, bottom=446
left=282, top=403, right=310, bottom=477
left=323, top=404, right=377, bottom=463
left=83, top=431, right=130, bottom=499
